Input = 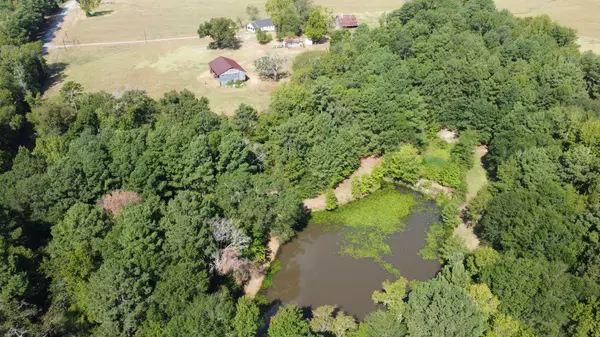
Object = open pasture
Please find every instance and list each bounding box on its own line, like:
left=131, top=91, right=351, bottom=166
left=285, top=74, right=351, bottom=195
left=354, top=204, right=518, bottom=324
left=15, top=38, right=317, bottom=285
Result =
left=45, top=0, right=600, bottom=115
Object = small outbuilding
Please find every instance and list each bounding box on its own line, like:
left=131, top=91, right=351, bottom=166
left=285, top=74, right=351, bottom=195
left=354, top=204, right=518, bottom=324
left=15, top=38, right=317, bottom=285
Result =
left=247, top=18, right=276, bottom=32
left=282, top=38, right=304, bottom=48
left=336, top=14, right=358, bottom=28
left=208, top=56, right=246, bottom=86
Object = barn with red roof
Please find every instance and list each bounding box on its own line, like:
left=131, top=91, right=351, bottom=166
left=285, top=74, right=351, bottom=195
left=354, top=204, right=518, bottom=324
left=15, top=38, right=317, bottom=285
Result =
left=336, top=14, right=358, bottom=28
left=208, top=56, right=247, bottom=86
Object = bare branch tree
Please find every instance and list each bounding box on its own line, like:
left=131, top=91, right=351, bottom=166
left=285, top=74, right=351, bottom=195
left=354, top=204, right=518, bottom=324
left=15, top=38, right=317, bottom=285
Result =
left=254, top=54, right=288, bottom=81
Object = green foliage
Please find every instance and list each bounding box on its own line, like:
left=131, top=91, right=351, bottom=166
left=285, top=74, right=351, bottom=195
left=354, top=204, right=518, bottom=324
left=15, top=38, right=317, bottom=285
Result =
left=477, top=254, right=577, bottom=337
left=261, top=259, right=281, bottom=289
left=325, top=189, right=337, bottom=210
left=570, top=296, right=600, bottom=337
left=77, top=0, right=101, bottom=16
left=256, top=27, right=273, bottom=44
left=385, top=144, right=422, bottom=184
left=357, top=310, right=407, bottom=337
left=405, top=279, right=487, bottom=337
left=231, top=296, right=261, bottom=337
left=303, top=6, right=333, bottom=42
left=309, top=305, right=357, bottom=337
left=265, top=0, right=304, bottom=37
left=312, top=187, right=417, bottom=269
left=268, top=305, right=314, bottom=337
left=418, top=222, right=448, bottom=261
left=197, top=17, right=240, bottom=49
left=372, top=277, right=408, bottom=317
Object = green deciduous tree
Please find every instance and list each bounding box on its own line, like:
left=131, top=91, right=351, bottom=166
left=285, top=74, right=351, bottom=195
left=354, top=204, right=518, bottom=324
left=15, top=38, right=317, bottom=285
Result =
left=197, top=17, right=240, bottom=49
left=231, top=296, right=261, bottom=337
left=233, top=103, right=259, bottom=137
left=77, top=0, right=102, bottom=16
left=405, top=279, right=487, bottom=337
left=325, top=189, right=337, bottom=210
left=256, top=27, right=273, bottom=44
left=265, top=0, right=302, bottom=36
left=268, top=305, right=314, bottom=337
left=384, top=144, right=422, bottom=184
left=303, top=6, right=333, bottom=42
left=570, top=296, right=600, bottom=337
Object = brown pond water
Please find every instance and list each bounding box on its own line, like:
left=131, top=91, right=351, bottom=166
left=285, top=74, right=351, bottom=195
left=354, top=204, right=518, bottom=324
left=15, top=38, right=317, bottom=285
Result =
left=266, top=190, right=441, bottom=319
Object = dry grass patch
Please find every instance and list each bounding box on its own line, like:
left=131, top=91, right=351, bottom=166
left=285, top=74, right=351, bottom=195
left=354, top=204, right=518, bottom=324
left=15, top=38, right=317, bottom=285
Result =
left=495, top=0, right=600, bottom=53
left=46, top=36, right=327, bottom=115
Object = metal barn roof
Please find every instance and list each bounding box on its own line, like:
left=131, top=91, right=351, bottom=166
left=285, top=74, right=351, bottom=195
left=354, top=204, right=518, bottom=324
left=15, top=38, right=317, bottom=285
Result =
left=208, top=56, right=245, bottom=76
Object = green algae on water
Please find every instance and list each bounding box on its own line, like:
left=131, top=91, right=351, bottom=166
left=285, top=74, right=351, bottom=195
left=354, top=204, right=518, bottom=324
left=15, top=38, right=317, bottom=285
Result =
left=310, top=186, right=418, bottom=274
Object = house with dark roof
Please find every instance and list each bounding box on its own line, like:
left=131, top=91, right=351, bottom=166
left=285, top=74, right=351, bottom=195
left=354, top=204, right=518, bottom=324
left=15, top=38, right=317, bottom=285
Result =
left=247, top=18, right=275, bottom=32
left=208, top=56, right=246, bottom=86
left=336, top=14, right=358, bottom=28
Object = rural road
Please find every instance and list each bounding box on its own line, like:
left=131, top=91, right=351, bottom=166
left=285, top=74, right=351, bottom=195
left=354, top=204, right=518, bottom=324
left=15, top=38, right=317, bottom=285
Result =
left=42, top=0, right=76, bottom=53
left=48, top=35, right=199, bottom=49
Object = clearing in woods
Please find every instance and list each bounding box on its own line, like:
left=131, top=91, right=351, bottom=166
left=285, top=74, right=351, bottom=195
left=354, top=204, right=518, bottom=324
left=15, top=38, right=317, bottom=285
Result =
left=44, top=0, right=600, bottom=114
left=43, top=0, right=404, bottom=114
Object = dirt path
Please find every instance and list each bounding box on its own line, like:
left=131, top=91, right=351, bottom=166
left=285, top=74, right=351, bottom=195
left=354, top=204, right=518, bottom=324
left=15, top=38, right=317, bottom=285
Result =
left=454, top=145, right=488, bottom=251
left=42, top=0, right=76, bottom=53
left=47, top=35, right=199, bottom=49
left=244, top=236, right=280, bottom=298
left=435, top=133, right=485, bottom=251
left=303, top=156, right=383, bottom=211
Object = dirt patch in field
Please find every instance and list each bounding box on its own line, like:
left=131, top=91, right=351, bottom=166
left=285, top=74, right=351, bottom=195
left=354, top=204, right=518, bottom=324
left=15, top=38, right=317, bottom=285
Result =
left=437, top=129, right=458, bottom=144
left=303, top=156, right=383, bottom=211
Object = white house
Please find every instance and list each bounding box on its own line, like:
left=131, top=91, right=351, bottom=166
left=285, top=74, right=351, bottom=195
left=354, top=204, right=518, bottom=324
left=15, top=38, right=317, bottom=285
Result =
left=247, top=18, right=276, bottom=32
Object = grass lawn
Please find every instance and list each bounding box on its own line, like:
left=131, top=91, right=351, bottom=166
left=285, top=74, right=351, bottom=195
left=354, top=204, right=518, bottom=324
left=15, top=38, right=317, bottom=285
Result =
left=43, top=0, right=407, bottom=114
left=465, top=146, right=488, bottom=201
left=45, top=36, right=326, bottom=115
left=311, top=186, right=418, bottom=273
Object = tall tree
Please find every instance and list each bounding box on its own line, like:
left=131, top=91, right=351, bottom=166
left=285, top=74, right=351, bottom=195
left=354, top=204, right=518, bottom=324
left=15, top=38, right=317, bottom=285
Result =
left=197, top=17, right=240, bottom=49
left=77, top=0, right=102, bottom=16
left=254, top=54, right=288, bottom=81
left=303, top=6, right=333, bottom=42
left=268, top=305, right=314, bottom=337
left=404, top=279, right=487, bottom=337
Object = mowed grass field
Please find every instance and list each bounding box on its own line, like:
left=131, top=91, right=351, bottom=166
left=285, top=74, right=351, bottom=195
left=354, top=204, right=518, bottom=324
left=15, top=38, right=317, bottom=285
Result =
left=495, top=0, right=600, bottom=53
left=44, top=0, right=404, bottom=114
left=45, top=0, right=600, bottom=115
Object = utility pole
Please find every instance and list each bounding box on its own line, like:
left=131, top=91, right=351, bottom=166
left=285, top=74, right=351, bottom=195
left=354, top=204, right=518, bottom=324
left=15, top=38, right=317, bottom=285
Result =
left=144, top=31, right=148, bottom=43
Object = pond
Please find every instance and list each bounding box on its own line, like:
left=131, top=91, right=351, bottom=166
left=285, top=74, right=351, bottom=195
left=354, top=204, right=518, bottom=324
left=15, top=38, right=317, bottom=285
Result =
left=265, top=187, right=441, bottom=319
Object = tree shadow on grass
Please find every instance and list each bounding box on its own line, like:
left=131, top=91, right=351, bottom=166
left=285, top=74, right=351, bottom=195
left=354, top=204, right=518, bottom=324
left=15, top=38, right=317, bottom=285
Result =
left=41, top=62, right=68, bottom=93
left=90, top=10, right=115, bottom=17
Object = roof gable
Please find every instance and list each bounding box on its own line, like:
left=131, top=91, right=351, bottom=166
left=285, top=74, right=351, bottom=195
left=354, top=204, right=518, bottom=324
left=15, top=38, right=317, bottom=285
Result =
left=337, top=14, right=358, bottom=27
left=208, top=56, right=245, bottom=76
left=251, top=18, right=274, bottom=28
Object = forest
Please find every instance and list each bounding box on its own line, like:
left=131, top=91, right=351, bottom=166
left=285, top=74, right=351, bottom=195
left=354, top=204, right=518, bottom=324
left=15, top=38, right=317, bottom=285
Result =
left=2, top=0, right=600, bottom=336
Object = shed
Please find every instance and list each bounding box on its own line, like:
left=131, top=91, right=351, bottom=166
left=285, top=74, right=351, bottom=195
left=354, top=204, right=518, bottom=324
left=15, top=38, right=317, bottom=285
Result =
left=247, top=18, right=276, bottom=32
left=282, top=38, right=304, bottom=48
left=336, top=14, right=358, bottom=28
left=208, top=56, right=246, bottom=86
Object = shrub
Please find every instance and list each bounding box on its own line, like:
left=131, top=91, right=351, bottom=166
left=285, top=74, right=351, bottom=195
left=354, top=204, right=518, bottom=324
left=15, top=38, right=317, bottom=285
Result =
left=256, top=28, right=273, bottom=44
left=325, top=189, right=337, bottom=210
left=385, top=144, right=422, bottom=184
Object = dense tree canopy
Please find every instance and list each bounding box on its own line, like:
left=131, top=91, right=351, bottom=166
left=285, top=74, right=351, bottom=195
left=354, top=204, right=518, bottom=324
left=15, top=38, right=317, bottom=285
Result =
left=3, top=0, right=600, bottom=335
